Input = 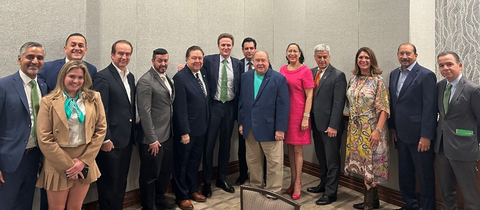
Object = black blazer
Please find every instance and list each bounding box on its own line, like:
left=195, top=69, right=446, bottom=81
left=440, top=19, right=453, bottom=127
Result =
left=172, top=66, right=210, bottom=137
left=93, top=63, right=136, bottom=148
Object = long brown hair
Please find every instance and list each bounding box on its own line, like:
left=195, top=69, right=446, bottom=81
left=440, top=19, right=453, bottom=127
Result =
left=50, top=60, right=95, bottom=101
left=352, top=47, right=382, bottom=76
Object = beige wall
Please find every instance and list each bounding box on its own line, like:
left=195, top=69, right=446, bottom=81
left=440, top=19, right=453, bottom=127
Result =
left=0, top=0, right=438, bottom=208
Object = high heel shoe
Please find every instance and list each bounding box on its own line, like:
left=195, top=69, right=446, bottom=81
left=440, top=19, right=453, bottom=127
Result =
left=286, top=186, right=294, bottom=195
left=291, top=182, right=302, bottom=200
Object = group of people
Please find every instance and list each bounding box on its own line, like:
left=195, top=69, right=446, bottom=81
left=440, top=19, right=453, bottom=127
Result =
left=0, top=31, right=478, bottom=210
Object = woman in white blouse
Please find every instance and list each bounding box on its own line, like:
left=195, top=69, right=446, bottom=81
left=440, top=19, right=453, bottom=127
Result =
left=36, top=60, right=106, bottom=210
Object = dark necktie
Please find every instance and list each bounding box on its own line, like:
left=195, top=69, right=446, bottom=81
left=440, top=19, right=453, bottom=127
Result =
left=30, top=80, right=40, bottom=139
left=195, top=73, right=207, bottom=97
left=247, top=61, right=253, bottom=71
left=443, top=83, right=452, bottom=114
left=220, top=59, right=228, bottom=103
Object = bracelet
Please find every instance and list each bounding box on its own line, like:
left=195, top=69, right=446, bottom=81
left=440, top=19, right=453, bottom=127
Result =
left=303, top=113, right=310, bottom=118
left=375, top=128, right=383, bottom=133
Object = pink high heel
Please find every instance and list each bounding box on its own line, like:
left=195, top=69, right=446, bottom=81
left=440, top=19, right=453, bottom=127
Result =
left=286, top=186, right=294, bottom=195
left=291, top=182, right=302, bottom=200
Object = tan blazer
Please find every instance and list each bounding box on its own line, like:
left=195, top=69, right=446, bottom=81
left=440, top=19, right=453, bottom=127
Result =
left=37, top=91, right=107, bottom=171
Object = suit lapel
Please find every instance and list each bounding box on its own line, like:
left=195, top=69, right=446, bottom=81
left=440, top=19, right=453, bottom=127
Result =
left=52, top=96, right=69, bottom=129
left=315, top=66, right=332, bottom=96
left=151, top=68, right=174, bottom=100
left=448, top=77, right=465, bottom=113
left=12, top=73, right=29, bottom=113
left=438, top=80, right=446, bottom=115
left=109, top=65, right=131, bottom=103
left=212, top=55, right=220, bottom=84
left=254, top=69, right=271, bottom=104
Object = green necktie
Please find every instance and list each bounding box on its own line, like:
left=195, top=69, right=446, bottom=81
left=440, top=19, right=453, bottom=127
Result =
left=220, top=59, right=228, bottom=103
left=30, top=80, right=40, bottom=138
left=443, top=83, right=452, bottom=114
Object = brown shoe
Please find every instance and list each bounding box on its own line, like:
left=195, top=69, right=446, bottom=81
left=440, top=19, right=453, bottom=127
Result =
left=189, top=192, right=206, bottom=202
left=176, top=199, right=194, bottom=210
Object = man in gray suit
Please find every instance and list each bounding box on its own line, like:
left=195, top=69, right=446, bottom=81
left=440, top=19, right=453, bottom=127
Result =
left=136, top=48, right=176, bottom=210
left=306, top=44, right=347, bottom=205
left=435, top=51, right=480, bottom=210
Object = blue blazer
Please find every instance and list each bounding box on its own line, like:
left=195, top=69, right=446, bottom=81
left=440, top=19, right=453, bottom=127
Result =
left=0, top=72, right=47, bottom=172
left=93, top=63, right=135, bottom=148
left=172, top=66, right=210, bottom=137
left=388, top=63, right=437, bottom=143
left=238, top=68, right=289, bottom=142
left=38, top=58, right=97, bottom=93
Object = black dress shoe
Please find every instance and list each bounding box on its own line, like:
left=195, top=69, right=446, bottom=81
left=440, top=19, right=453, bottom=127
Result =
left=315, top=195, right=337, bottom=205
left=235, top=174, right=249, bottom=185
left=202, top=184, right=212, bottom=198
left=157, top=199, right=177, bottom=210
left=307, top=185, right=325, bottom=193
left=216, top=180, right=235, bottom=193
left=353, top=200, right=380, bottom=209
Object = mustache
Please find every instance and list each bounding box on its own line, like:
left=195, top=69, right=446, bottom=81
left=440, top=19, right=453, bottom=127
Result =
left=28, top=63, right=40, bottom=67
left=401, top=59, right=410, bottom=62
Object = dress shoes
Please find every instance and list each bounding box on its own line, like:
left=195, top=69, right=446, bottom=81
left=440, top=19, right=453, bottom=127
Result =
left=315, top=195, right=337, bottom=205
left=307, top=185, right=325, bottom=193
left=353, top=201, right=380, bottom=209
left=235, top=174, right=249, bottom=185
left=157, top=199, right=177, bottom=210
left=176, top=200, right=193, bottom=210
left=216, top=180, right=235, bottom=193
left=202, top=184, right=212, bottom=198
left=189, top=192, right=206, bottom=202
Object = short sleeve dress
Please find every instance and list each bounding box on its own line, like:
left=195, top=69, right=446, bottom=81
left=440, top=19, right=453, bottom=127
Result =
left=280, top=65, right=314, bottom=145
left=344, top=75, right=390, bottom=183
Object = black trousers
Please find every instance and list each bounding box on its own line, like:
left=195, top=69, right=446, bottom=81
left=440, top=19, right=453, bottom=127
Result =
left=138, top=137, right=173, bottom=210
left=172, top=134, right=204, bottom=200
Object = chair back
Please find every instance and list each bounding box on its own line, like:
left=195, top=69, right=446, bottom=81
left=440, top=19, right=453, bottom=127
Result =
left=240, top=185, right=301, bottom=210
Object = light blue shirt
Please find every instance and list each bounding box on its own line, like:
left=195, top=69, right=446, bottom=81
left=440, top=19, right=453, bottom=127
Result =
left=446, top=74, right=462, bottom=102
left=396, top=61, right=416, bottom=96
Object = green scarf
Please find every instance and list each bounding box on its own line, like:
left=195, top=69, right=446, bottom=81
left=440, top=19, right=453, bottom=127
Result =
left=64, top=91, right=84, bottom=123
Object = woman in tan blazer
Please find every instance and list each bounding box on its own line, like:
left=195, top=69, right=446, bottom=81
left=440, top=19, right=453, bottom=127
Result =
left=36, top=60, right=106, bottom=210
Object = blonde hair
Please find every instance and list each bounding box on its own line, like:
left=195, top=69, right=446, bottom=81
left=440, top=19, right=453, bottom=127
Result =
left=50, top=60, right=95, bottom=101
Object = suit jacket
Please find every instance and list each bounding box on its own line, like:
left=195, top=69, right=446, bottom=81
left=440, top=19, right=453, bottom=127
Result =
left=311, top=64, right=347, bottom=132
left=435, top=77, right=480, bottom=161
left=172, top=66, right=209, bottom=137
left=38, top=58, right=97, bottom=93
left=137, top=68, right=175, bottom=145
left=0, top=72, right=47, bottom=172
left=93, top=63, right=136, bottom=148
left=238, top=68, right=289, bottom=142
left=36, top=91, right=106, bottom=171
left=388, top=63, right=437, bottom=144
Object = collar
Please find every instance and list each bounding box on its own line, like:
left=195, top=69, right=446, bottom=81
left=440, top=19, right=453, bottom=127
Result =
left=112, top=62, right=130, bottom=77
left=18, top=70, right=37, bottom=85
left=401, top=61, right=416, bottom=72
left=152, top=66, right=166, bottom=77
left=65, top=57, right=70, bottom=63
left=219, top=55, right=232, bottom=64
left=448, top=74, right=462, bottom=87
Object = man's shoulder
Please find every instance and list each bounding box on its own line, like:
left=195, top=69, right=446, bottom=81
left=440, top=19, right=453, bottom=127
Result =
left=0, top=72, right=17, bottom=84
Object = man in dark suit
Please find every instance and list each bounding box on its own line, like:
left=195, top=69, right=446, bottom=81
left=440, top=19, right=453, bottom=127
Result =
left=136, top=48, right=176, bottom=210
left=388, top=43, right=437, bottom=210
left=93, top=40, right=136, bottom=210
left=0, top=42, right=47, bottom=210
left=38, top=33, right=97, bottom=93
left=172, top=46, right=209, bottom=210
left=238, top=50, right=289, bottom=194
left=202, top=33, right=242, bottom=197
left=435, top=51, right=480, bottom=210
left=235, top=37, right=257, bottom=185
left=306, top=44, right=347, bottom=205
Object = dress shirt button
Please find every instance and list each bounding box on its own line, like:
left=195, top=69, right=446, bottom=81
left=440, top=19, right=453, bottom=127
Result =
left=129, top=119, right=132, bottom=122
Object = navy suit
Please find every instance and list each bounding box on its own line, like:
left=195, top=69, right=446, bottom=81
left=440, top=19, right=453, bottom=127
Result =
left=0, top=72, right=46, bottom=210
left=388, top=62, right=437, bottom=210
left=38, top=58, right=97, bottom=93
left=172, top=66, right=210, bottom=200
left=202, top=54, right=242, bottom=185
left=93, top=63, right=136, bottom=210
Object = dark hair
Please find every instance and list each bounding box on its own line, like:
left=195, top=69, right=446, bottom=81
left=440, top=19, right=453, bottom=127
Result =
left=19, top=42, right=44, bottom=56
left=185, top=45, right=204, bottom=58
left=152, top=48, right=168, bottom=59
left=437, top=51, right=461, bottom=63
left=65, top=33, right=87, bottom=46
left=397, top=43, right=417, bottom=54
left=242, top=37, right=257, bottom=49
left=285, top=43, right=305, bottom=64
left=217, top=33, right=234, bottom=46
left=352, top=47, right=382, bottom=75
left=111, top=40, right=133, bottom=54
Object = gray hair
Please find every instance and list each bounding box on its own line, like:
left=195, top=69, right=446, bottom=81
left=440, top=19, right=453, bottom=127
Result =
left=314, top=44, right=330, bottom=55
left=19, top=42, right=44, bottom=56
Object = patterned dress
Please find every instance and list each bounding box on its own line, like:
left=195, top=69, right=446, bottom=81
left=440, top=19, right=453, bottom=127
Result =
left=344, top=75, right=390, bottom=183
left=279, top=65, right=314, bottom=145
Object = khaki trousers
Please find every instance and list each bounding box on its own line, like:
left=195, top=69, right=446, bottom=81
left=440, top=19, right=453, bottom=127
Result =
left=245, top=131, right=283, bottom=193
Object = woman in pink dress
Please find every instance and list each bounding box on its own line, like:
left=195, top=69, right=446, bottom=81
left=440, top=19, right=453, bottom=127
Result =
left=280, top=43, right=314, bottom=200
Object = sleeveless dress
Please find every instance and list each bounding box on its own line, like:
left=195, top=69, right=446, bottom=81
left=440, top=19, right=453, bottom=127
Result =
left=280, top=65, right=314, bottom=145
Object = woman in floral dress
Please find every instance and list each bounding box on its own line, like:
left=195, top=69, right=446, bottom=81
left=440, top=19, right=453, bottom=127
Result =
left=345, top=47, right=389, bottom=210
